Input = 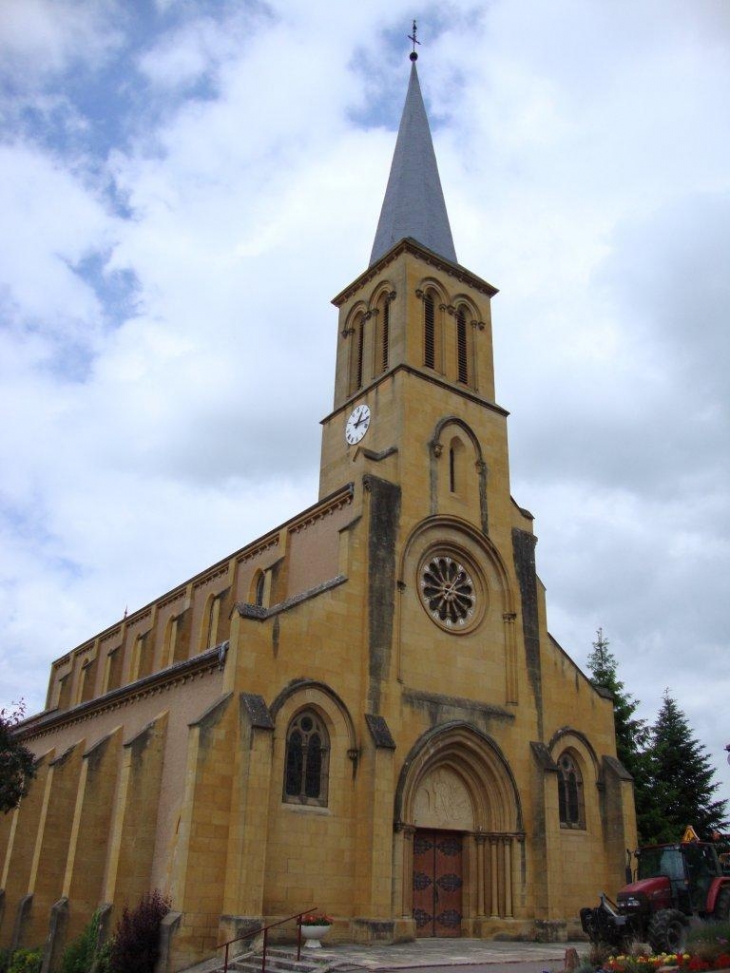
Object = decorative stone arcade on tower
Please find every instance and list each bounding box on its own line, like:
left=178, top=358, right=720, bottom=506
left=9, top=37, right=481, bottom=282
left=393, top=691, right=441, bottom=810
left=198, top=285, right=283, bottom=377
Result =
left=0, top=39, right=636, bottom=972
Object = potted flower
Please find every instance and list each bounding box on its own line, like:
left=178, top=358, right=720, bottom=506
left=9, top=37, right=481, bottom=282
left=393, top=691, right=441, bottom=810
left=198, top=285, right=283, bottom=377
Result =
left=300, top=912, right=333, bottom=948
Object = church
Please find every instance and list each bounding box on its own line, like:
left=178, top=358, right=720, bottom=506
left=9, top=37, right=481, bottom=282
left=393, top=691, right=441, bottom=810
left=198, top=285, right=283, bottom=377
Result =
left=0, top=47, right=636, bottom=972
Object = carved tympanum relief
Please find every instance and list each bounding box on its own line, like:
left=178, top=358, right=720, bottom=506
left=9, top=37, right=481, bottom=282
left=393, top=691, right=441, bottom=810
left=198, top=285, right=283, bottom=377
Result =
left=413, top=767, right=474, bottom=830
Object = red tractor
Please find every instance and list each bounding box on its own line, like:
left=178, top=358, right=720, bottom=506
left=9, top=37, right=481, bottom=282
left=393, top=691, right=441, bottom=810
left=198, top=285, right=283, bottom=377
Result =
left=580, top=840, right=730, bottom=954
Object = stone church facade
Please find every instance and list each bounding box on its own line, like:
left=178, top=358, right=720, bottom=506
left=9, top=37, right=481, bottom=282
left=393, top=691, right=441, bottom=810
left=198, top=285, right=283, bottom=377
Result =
left=0, top=56, right=636, bottom=971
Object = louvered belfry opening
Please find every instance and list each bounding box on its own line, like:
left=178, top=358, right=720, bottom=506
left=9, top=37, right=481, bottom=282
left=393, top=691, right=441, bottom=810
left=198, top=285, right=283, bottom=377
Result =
left=424, top=292, right=436, bottom=368
left=457, top=306, right=468, bottom=384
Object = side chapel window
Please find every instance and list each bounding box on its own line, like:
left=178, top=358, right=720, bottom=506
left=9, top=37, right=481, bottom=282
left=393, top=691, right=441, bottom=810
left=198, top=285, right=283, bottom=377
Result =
left=284, top=710, right=330, bottom=806
left=558, top=751, right=585, bottom=828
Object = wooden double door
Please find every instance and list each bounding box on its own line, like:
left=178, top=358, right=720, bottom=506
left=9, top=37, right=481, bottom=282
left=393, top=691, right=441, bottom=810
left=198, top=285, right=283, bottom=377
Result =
left=412, top=829, right=463, bottom=937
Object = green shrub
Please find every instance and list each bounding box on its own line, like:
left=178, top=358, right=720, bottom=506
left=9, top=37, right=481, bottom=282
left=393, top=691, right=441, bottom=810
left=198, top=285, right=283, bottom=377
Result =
left=7, top=949, right=42, bottom=973
left=686, top=917, right=730, bottom=966
left=92, top=938, right=113, bottom=973
left=60, top=909, right=103, bottom=973
left=0, top=948, right=12, bottom=973
left=108, top=890, right=170, bottom=973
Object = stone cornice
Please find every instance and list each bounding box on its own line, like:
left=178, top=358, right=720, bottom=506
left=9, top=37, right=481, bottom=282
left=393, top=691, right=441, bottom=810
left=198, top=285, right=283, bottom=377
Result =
left=321, top=364, right=509, bottom=426
left=17, top=645, right=226, bottom=743
left=332, top=238, right=499, bottom=307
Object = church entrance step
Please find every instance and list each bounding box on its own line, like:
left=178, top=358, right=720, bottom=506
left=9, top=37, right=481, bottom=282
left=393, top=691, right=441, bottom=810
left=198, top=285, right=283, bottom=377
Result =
left=222, top=946, right=337, bottom=973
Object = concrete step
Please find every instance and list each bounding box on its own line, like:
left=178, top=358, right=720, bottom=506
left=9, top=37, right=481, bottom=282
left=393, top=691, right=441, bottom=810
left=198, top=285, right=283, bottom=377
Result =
left=219, top=946, right=336, bottom=973
left=266, top=948, right=335, bottom=970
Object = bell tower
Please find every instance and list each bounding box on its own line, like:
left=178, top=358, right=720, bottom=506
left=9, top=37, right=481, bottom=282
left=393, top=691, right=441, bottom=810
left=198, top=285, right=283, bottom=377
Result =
left=318, top=50, right=513, bottom=548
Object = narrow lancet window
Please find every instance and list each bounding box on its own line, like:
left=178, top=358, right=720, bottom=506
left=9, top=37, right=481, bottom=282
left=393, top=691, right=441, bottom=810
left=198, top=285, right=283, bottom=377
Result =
left=381, top=299, right=390, bottom=373
left=254, top=571, right=265, bottom=607
left=424, top=293, right=435, bottom=369
left=448, top=436, right=464, bottom=495
left=457, top=306, right=468, bottom=384
left=356, top=315, right=366, bottom=389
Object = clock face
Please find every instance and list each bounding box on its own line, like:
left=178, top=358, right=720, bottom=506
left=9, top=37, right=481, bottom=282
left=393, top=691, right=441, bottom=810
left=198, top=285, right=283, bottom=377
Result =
left=345, top=404, right=371, bottom=445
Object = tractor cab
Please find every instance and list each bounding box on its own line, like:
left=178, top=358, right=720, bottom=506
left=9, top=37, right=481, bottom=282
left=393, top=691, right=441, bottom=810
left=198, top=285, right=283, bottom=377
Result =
left=631, top=842, right=722, bottom=916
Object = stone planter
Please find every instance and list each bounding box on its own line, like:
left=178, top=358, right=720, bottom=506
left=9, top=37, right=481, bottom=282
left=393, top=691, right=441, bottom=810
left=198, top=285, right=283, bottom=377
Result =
left=301, top=923, right=331, bottom=948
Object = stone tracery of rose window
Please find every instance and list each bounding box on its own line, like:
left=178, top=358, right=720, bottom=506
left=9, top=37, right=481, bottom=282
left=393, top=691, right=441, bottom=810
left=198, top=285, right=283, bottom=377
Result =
left=419, top=554, right=476, bottom=629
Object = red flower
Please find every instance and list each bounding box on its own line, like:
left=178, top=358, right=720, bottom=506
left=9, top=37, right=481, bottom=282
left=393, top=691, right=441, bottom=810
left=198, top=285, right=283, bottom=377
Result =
left=301, top=913, right=333, bottom=926
left=686, top=958, right=710, bottom=971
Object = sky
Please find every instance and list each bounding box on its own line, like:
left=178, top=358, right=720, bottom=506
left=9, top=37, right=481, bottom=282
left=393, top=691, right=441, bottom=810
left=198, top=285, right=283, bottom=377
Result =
left=0, top=0, right=729, bottom=811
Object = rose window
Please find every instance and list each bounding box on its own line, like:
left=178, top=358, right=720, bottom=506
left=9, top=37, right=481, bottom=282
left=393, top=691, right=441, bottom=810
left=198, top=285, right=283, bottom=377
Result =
left=419, top=555, right=476, bottom=628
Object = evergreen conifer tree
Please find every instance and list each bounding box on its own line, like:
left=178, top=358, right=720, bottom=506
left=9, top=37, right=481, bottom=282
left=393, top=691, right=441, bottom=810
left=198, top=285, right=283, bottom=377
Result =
left=586, top=629, right=652, bottom=843
left=645, top=689, right=729, bottom=843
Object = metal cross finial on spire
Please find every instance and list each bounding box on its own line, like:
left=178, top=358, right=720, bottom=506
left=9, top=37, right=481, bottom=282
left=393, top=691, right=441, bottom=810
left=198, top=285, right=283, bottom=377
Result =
left=408, top=19, right=420, bottom=61
left=369, top=20, right=457, bottom=266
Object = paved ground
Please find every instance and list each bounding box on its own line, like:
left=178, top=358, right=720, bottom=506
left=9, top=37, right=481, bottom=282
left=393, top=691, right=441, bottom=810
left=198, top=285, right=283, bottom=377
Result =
left=306, top=938, right=586, bottom=973
left=184, top=939, right=590, bottom=973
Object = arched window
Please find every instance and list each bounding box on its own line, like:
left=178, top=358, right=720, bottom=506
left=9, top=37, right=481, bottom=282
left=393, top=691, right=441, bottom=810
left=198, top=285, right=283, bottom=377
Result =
left=558, top=751, right=585, bottom=828
left=448, top=436, right=465, bottom=494
left=134, top=632, right=152, bottom=680
left=284, top=710, right=330, bottom=806
left=201, top=593, right=221, bottom=650
left=105, top=646, right=122, bottom=693
left=456, top=305, right=469, bottom=384
left=79, top=657, right=96, bottom=703
left=164, top=613, right=186, bottom=666
left=378, top=296, right=390, bottom=374
left=355, top=313, right=366, bottom=389
left=424, top=291, right=436, bottom=369
left=254, top=570, right=265, bottom=607
left=346, top=309, right=367, bottom=395
left=57, top=671, right=72, bottom=710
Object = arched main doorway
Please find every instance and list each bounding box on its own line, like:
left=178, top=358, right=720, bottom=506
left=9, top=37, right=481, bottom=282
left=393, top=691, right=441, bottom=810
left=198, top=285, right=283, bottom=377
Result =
left=395, top=723, right=524, bottom=937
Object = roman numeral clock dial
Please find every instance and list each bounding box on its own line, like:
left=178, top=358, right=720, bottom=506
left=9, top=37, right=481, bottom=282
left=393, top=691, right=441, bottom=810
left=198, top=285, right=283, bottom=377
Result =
left=345, top=404, right=371, bottom=445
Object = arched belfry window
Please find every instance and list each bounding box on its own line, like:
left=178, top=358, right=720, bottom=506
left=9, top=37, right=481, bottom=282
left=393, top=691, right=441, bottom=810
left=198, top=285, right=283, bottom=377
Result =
left=355, top=313, right=366, bottom=390
left=456, top=305, right=469, bottom=384
left=347, top=309, right=367, bottom=395
left=284, top=710, right=330, bottom=807
left=378, top=295, right=390, bottom=374
left=424, top=291, right=436, bottom=369
left=557, top=751, right=585, bottom=828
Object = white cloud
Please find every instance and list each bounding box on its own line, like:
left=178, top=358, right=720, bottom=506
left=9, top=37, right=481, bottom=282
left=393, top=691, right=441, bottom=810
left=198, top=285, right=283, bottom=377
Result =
left=0, top=144, right=115, bottom=337
left=0, top=0, right=123, bottom=85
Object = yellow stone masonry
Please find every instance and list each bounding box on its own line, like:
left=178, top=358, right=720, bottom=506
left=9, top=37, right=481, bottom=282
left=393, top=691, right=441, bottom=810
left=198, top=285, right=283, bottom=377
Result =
left=1, top=78, right=635, bottom=973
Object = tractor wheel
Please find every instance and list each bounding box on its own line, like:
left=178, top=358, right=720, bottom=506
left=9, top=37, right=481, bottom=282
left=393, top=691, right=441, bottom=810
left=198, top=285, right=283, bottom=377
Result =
left=714, top=886, right=730, bottom=922
left=648, top=909, right=688, bottom=954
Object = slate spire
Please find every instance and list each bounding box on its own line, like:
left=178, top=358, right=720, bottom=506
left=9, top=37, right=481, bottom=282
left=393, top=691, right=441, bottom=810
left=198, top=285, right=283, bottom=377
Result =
left=369, top=54, right=457, bottom=266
